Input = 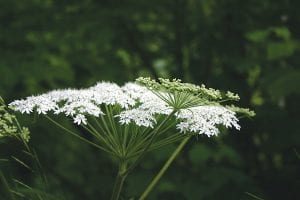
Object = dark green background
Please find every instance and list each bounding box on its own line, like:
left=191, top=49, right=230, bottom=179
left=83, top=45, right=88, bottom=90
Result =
left=0, top=0, right=299, bottom=199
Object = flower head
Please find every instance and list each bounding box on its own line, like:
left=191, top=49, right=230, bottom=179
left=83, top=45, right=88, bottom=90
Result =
left=9, top=79, right=253, bottom=137
left=176, top=106, right=240, bottom=136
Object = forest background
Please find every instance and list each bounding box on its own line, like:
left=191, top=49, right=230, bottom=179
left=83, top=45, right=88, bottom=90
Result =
left=0, top=0, right=299, bottom=199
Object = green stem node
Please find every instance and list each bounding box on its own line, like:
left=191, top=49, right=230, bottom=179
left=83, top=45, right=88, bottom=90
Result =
left=110, top=162, right=128, bottom=200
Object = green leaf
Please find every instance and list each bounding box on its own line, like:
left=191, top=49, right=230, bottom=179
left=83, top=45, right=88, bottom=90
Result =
left=267, top=41, right=297, bottom=60
left=267, top=69, right=300, bottom=100
left=272, top=27, right=291, bottom=41
left=245, top=30, right=269, bottom=43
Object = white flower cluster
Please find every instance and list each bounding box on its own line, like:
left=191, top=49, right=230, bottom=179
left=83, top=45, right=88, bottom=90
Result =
left=118, top=83, right=172, bottom=127
left=9, top=82, right=240, bottom=136
left=176, top=106, right=240, bottom=137
left=9, top=82, right=134, bottom=125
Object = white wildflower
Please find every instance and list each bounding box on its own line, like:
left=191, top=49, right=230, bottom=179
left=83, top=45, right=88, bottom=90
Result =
left=9, top=82, right=135, bottom=125
left=176, top=106, right=240, bottom=136
left=9, top=99, right=34, bottom=114
left=73, top=114, right=87, bottom=125
left=122, top=82, right=149, bottom=100
left=117, top=108, right=156, bottom=128
left=122, top=82, right=172, bottom=115
left=117, top=83, right=172, bottom=127
left=91, top=82, right=135, bottom=108
left=9, top=95, right=58, bottom=114
left=9, top=80, right=244, bottom=137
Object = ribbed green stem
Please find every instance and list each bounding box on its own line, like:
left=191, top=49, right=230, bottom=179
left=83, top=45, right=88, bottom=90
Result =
left=110, top=161, right=128, bottom=200
left=110, top=173, right=127, bottom=200
left=139, top=136, right=191, bottom=200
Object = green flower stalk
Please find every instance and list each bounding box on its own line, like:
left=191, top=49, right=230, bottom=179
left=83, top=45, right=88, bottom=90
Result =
left=9, top=78, right=254, bottom=200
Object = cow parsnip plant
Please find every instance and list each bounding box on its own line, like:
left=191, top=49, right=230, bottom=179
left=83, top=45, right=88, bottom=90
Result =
left=9, top=78, right=254, bottom=200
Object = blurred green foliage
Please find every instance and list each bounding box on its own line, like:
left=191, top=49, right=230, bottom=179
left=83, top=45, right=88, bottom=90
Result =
left=0, top=0, right=299, bottom=199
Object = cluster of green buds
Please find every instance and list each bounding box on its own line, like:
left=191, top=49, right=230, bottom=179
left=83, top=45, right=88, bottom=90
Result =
left=136, top=77, right=251, bottom=114
left=226, top=104, right=256, bottom=118
left=0, top=97, right=30, bottom=142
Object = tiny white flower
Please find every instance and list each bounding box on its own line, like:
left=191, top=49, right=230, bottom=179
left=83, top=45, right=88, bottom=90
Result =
left=73, top=114, right=87, bottom=125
